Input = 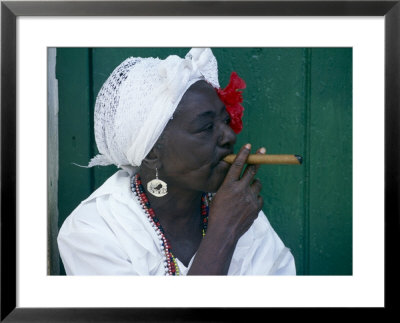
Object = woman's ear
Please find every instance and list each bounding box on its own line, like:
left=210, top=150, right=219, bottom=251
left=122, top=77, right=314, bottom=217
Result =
left=142, top=148, right=161, bottom=170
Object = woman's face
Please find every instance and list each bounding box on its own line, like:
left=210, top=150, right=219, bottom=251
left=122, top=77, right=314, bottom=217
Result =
left=157, top=80, right=237, bottom=193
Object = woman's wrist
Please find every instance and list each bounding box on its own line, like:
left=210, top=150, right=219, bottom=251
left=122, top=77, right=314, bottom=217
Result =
left=187, top=224, right=239, bottom=275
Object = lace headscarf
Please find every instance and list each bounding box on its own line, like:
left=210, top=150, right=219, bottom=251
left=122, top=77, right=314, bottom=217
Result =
left=88, top=48, right=220, bottom=174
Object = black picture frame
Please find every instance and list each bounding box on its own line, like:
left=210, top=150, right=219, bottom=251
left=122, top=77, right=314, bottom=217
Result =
left=1, top=0, right=399, bottom=321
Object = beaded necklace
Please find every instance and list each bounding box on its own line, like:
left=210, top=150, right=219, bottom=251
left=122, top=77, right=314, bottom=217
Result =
left=130, top=173, right=209, bottom=275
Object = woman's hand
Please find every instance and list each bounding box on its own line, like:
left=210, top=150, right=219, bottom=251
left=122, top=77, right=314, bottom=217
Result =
left=187, top=144, right=265, bottom=275
left=207, top=143, right=265, bottom=243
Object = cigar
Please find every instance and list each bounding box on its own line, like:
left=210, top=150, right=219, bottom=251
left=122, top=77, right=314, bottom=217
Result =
left=223, top=154, right=303, bottom=165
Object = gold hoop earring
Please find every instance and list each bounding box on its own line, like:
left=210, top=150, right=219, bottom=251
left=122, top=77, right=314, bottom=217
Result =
left=147, top=168, right=168, bottom=197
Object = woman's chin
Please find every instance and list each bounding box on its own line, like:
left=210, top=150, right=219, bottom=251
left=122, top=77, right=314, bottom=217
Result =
left=207, top=160, right=231, bottom=192
left=217, top=159, right=231, bottom=170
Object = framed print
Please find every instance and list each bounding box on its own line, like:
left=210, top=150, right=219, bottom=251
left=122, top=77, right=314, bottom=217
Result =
left=52, top=46, right=352, bottom=278
left=1, top=0, right=399, bottom=321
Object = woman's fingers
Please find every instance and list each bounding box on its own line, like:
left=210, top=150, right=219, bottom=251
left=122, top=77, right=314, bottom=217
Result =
left=224, top=145, right=266, bottom=189
left=241, top=147, right=266, bottom=186
left=224, top=144, right=251, bottom=182
left=257, top=195, right=264, bottom=209
left=251, top=178, right=262, bottom=195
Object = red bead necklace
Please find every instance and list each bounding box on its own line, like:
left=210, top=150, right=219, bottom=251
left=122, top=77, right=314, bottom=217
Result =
left=131, top=173, right=209, bottom=275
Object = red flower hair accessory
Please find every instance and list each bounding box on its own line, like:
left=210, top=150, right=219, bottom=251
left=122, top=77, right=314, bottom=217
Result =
left=216, top=72, right=246, bottom=134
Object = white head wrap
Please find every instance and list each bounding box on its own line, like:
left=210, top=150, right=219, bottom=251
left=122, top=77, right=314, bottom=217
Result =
left=88, top=48, right=220, bottom=174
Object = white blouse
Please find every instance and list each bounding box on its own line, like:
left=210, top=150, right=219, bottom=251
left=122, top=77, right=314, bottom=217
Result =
left=58, top=170, right=296, bottom=275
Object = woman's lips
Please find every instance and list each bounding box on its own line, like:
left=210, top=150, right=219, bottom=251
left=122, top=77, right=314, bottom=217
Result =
left=211, top=151, right=233, bottom=169
left=218, top=155, right=232, bottom=169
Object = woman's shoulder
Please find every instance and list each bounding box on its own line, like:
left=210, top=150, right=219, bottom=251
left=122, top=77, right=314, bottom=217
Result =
left=59, top=170, right=133, bottom=234
left=58, top=199, right=106, bottom=239
left=57, top=170, right=164, bottom=275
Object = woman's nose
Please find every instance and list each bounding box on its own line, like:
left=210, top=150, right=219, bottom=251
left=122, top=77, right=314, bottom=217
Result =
left=218, top=123, right=237, bottom=147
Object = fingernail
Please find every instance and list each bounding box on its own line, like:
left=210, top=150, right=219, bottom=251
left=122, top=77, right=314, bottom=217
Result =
left=260, top=147, right=266, bottom=154
left=245, top=144, right=251, bottom=150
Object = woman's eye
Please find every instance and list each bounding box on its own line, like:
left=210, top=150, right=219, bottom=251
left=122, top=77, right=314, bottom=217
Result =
left=203, top=123, right=214, bottom=131
left=225, top=116, right=231, bottom=125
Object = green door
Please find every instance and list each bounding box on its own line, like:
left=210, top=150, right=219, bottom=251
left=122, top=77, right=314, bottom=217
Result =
left=54, top=47, right=352, bottom=275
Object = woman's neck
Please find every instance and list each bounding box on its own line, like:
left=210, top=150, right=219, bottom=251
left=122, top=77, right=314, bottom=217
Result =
left=138, top=172, right=204, bottom=233
left=150, top=186, right=202, bottom=225
left=135, top=171, right=206, bottom=266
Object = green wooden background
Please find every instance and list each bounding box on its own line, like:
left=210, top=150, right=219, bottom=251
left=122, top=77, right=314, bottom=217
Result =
left=55, top=47, right=352, bottom=275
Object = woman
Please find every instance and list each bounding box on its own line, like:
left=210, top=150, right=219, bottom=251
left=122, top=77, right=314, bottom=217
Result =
left=58, top=48, right=296, bottom=275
